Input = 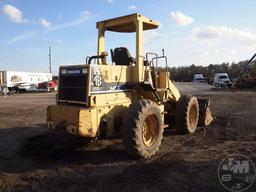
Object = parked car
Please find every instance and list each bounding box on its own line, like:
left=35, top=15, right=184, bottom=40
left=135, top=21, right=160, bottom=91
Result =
left=193, top=74, right=205, bottom=83
left=213, top=73, right=232, bottom=88
left=18, top=83, right=38, bottom=92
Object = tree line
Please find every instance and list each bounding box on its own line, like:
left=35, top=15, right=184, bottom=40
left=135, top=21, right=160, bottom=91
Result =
left=167, top=59, right=256, bottom=82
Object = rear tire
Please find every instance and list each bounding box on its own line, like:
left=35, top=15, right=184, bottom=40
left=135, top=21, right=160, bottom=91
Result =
left=122, top=99, right=163, bottom=159
left=176, top=95, right=199, bottom=134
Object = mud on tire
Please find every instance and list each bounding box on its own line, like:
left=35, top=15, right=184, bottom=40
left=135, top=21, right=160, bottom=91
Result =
left=122, top=99, right=163, bottom=159
left=176, top=95, right=199, bottom=134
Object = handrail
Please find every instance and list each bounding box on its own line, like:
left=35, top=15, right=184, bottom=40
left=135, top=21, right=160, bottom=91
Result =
left=87, top=55, right=105, bottom=64
left=151, top=55, right=170, bottom=90
left=146, top=52, right=158, bottom=62
left=86, top=56, right=90, bottom=64
left=151, top=55, right=168, bottom=69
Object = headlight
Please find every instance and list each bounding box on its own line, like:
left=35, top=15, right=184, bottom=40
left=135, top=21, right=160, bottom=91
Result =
left=82, top=68, right=87, bottom=74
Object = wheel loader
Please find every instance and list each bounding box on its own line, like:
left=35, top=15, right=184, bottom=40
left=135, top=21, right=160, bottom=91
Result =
left=235, top=53, right=256, bottom=88
left=47, top=13, right=213, bottom=159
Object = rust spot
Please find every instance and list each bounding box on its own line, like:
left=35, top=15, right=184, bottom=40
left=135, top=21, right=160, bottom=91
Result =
left=88, top=128, right=93, bottom=134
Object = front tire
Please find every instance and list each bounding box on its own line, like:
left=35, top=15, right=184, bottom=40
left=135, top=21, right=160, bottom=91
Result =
left=176, top=95, right=199, bottom=134
left=122, top=99, right=163, bottom=159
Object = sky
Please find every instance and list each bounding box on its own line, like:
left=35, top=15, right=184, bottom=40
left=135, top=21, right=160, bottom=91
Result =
left=1, top=0, right=256, bottom=74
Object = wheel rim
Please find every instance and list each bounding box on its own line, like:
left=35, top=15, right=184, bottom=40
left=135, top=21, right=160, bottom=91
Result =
left=189, top=104, right=197, bottom=129
left=142, top=114, right=159, bottom=147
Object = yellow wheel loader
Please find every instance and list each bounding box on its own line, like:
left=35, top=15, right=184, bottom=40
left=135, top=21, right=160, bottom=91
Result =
left=47, top=14, right=213, bottom=159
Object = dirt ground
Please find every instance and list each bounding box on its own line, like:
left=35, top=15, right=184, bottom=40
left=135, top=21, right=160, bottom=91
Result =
left=0, top=85, right=256, bottom=192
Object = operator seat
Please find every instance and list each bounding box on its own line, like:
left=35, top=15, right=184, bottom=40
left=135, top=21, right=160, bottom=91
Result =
left=111, top=47, right=135, bottom=65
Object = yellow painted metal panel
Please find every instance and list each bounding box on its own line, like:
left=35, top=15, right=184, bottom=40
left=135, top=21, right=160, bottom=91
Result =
left=96, top=13, right=159, bottom=33
left=79, top=108, right=98, bottom=137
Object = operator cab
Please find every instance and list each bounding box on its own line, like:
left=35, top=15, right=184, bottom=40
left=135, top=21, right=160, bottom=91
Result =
left=111, top=47, right=135, bottom=65
left=87, top=47, right=136, bottom=66
left=96, top=13, right=159, bottom=82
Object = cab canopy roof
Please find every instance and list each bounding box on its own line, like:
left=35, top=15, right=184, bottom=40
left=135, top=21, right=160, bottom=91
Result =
left=96, top=13, right=159, bottom=33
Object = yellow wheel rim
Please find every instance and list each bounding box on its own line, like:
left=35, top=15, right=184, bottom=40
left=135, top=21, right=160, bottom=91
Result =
left=189, top=104, right=197, bottom=128
left=142, top=114, right=159, bottom=147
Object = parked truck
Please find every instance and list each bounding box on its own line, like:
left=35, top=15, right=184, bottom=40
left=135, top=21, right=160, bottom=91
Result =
left=0, top=71, right=52, bottom=92
left=213, top=73, right=232, bottom=88
left=193, top=74, right=205, bottom=83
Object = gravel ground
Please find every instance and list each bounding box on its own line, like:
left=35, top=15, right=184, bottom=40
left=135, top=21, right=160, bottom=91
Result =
left=0, top=84, right=255, bottom=192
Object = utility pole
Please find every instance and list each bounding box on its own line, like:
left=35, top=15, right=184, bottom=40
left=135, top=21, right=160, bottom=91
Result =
left=49, top=46, right=52, bottom=74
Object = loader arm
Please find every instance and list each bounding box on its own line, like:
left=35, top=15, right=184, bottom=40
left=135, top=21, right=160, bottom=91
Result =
left=166, top=80, right=181, bottom=102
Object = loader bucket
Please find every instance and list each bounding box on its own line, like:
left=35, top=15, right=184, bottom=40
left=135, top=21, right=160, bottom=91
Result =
left=197, top=98, right=213, bottom=126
